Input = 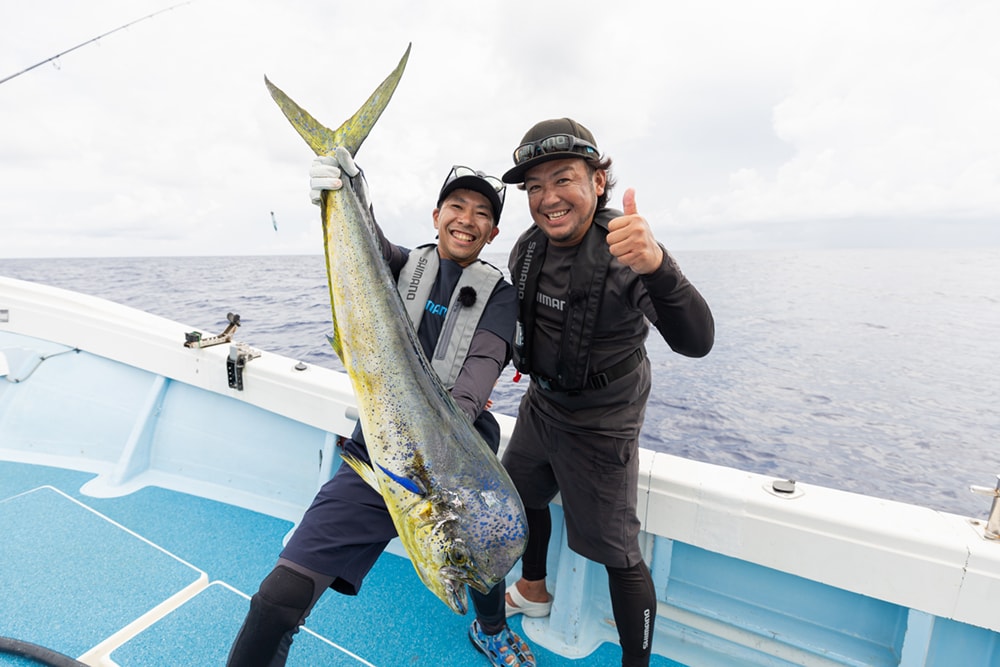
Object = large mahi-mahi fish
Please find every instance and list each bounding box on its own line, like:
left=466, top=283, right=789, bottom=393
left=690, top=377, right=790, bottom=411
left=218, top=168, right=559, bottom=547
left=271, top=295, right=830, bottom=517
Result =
left=264, top=45, right=527, bottom=614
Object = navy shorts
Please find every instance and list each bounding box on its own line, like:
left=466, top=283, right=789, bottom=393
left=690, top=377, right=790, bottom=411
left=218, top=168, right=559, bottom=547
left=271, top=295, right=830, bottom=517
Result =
left=279, top=437, right=398, bottom=596
left=501, top=391, right=644, bottom=569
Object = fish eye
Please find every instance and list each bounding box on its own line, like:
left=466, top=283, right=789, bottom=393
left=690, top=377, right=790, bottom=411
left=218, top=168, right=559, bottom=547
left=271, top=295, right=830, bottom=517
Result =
left=447, top=544, right=471, bottom=567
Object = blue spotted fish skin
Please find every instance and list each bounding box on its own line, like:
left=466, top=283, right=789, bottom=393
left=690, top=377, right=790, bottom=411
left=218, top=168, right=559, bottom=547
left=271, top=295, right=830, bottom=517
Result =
left=265, top=46, right=527, bottom=615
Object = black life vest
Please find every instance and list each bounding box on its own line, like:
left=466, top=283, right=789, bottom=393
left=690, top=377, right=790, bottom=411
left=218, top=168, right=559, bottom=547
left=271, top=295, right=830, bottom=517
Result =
left=509, top=209, right=619, bottom=391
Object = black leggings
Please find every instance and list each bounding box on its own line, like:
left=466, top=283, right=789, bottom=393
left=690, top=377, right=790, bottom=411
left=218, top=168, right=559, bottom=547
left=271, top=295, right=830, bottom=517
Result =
left=608, top=560, right=656, bottom=667
left=521, top=506, right=656, bottom=667
left=226, top=558, right=505, bottom=666
left=520, top=506, right=552, bottom=581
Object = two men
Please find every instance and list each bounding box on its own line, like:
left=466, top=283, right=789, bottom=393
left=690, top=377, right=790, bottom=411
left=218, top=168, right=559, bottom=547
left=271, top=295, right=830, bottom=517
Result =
left=232, top=116, right=714, bottom=667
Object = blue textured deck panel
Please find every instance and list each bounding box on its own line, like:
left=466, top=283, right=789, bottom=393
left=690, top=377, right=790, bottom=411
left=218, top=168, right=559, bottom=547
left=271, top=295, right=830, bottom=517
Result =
left=109, top=583, right=366, bottom=666
left=0, top=462, right=684, bottom=667
left=3, top=458, right=1000, bottom=666
left=0, top=485, right=202, bottom=660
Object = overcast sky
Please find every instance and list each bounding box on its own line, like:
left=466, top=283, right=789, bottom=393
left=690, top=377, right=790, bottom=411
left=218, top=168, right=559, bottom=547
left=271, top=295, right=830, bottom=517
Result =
left=2, top=0, right=998, bottom=258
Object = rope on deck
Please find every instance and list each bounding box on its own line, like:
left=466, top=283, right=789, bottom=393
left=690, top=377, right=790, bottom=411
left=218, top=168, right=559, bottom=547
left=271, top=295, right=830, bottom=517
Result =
left=0, top=636, right=89, bottom=667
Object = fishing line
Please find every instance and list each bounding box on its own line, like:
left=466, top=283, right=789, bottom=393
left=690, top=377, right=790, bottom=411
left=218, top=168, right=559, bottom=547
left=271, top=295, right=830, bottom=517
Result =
left=0, top=1, right=195, bottom=86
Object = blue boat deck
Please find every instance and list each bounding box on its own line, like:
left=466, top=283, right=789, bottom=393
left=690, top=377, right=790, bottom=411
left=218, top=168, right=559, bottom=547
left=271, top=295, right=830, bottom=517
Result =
left=0, top=461, right=684, bottom=666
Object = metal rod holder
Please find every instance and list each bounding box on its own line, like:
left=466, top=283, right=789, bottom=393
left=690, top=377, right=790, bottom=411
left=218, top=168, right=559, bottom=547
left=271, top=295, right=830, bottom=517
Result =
left=184, top=312, right=242, bottom=349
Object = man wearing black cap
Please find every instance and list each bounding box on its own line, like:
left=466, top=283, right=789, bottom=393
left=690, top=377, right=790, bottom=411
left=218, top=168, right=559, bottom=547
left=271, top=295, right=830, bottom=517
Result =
left=227, top=151, right=536, bottom=667
left=499, top=119, right=715, bottom=666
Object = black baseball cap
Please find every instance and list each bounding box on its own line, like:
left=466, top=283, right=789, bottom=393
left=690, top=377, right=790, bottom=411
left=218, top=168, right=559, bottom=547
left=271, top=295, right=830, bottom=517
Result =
left=502, top=118, right=601, bottom=184
left=437, top=166, right=506, bottom=225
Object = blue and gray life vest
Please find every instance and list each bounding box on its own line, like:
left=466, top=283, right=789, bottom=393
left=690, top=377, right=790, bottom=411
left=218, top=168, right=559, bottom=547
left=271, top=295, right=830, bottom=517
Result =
left=397, top=245, right=503, bottom=387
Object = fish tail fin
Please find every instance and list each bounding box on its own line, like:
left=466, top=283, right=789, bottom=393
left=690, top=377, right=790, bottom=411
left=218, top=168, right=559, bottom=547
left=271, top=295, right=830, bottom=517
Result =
left=264, top=43, right=411, bottom=158
left=267, top=46, right=410, bottom=359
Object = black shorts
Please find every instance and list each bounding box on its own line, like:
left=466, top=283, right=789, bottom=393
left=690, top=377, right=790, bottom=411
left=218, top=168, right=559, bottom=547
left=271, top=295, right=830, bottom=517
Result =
left=501, top=391, right=644, bottom=569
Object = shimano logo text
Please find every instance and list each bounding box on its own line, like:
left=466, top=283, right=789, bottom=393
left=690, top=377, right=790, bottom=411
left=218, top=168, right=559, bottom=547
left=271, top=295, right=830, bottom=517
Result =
left=517, top=241, right=536, bottom=299
left=536, top=292, right=565, bottom=311
left=405, top=256, right=429, bottom=300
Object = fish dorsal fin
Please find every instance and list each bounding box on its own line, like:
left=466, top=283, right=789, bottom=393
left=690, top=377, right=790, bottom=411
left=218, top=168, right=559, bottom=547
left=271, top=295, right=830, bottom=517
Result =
left=264, top=43, right=411, bottom=158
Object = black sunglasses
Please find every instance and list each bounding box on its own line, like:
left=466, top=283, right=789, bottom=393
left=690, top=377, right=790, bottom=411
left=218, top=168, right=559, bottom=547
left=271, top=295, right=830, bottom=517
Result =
left=442, top=166, right=506, bottom=205
left=512, top=134, right=600, bottom=166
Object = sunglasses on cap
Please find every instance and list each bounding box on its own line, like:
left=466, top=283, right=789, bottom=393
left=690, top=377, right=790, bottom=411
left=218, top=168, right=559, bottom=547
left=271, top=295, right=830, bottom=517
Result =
left=441, top=166, right=506, bottom=204
left=512, top=134, right=600, bottom=166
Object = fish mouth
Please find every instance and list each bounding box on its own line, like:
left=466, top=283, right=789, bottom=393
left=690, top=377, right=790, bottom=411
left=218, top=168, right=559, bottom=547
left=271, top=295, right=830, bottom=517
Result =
left=441, top=566, right=491, bottom=598
left=442, top=574, right=468, bottom=614
left=439, top=565, right=497, bottom=614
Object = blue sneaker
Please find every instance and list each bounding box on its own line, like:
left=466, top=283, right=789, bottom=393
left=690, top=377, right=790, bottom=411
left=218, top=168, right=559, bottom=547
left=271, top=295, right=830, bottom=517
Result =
left=468, top=619, right=536, bottom=667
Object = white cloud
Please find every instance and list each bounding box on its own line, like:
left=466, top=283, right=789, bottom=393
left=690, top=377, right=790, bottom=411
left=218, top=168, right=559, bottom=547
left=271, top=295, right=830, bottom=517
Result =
left=1, top=0, right=998, bottom=258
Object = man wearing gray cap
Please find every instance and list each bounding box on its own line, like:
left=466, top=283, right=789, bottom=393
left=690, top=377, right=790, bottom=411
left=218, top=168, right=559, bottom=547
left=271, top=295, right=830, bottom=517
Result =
left=499, top=119, right=715, bottom=667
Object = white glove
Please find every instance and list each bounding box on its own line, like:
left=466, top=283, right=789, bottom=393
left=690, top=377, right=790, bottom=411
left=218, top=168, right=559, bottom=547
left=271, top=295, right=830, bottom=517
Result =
left=309, top=147, right=363, bottom=206
left=333, top=146, right=360, bottom=178
left=309, top=155, right=343, bottom=205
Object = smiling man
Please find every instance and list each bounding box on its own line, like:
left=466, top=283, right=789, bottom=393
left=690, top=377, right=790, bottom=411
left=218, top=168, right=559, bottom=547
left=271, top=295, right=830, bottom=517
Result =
left=227, top=154, right=536, bottom=667
left=498, top=118, right=715, bottom=667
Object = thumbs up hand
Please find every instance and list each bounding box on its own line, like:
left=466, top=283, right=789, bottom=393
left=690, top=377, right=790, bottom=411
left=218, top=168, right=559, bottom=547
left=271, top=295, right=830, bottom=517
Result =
left=605, top=189, right=664, bottom=275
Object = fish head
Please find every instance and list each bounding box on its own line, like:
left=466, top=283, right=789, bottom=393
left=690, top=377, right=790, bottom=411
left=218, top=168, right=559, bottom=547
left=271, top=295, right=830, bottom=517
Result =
left=395, top=481, right=527, bottom=615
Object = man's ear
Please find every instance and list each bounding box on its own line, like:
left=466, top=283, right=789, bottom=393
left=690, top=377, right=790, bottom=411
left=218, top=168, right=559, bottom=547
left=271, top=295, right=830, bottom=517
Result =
left=594, top=169, right=607, bottom=197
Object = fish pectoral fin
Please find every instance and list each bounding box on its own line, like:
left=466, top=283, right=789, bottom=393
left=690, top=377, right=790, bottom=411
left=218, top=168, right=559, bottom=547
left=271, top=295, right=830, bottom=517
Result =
left=340, top=452, right=427, bottom=498
left=340, top=452, right=381, bottom=493
left=376, top=463, right=428, bottom=497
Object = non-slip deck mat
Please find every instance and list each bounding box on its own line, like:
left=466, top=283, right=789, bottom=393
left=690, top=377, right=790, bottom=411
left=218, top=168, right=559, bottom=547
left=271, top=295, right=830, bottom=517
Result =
left=0, top=460, right=94, bottom=499
left=0, top=486, right=203, bottom=661
left=110, top=582, right=372, bottom=666
left=0, top=463, right=687, bottom=666
left=300, top=551, right=686, bottom=667
left=74, top=483, right=295, bottom=596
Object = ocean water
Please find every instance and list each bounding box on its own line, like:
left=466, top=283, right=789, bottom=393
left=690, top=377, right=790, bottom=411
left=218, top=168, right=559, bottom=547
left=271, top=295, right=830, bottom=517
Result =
left=2, top=248, right=998, bottom=519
